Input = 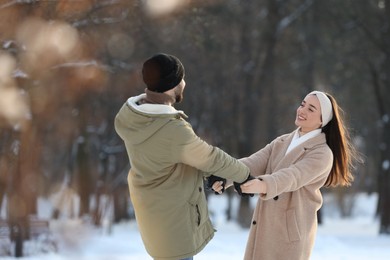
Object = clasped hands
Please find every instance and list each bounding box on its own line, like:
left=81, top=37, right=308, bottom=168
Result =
left=206, top=174, right=263, bottom=197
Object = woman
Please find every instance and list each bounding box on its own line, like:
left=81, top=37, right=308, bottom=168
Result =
left=212, top=90, right=359, bottom=260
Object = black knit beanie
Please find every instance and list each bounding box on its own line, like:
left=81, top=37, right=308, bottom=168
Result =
left=142, top=53, right=185, bottom=93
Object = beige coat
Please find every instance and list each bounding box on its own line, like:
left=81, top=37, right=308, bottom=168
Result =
left=114, top=94, right=250, bottom=260
left=240, top=130, right=333, bottom=260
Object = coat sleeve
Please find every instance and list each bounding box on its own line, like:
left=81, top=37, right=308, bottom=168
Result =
left=259, top=145, right=333, bottom=200
left=239, top=141, right=273, bottom=177
left=171, top=120, right=250, bottom=183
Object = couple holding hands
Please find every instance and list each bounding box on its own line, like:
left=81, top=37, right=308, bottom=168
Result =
left=115, top=53, right=358, bottom=260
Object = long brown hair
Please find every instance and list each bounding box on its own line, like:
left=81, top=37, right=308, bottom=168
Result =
left=321, top=93, right=360, bottom=187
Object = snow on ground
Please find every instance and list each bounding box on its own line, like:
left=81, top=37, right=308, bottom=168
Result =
left=2, top=192, right=390, bottom=260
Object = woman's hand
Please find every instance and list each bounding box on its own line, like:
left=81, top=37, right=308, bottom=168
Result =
left=241, top=178, right=267, bottom=195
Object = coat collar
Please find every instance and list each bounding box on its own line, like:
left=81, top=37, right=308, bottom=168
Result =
left=273, top=130, right=327, bottom=170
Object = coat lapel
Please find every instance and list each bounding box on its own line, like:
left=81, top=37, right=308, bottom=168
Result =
left=273, top=132, right=326, bottom=171
left=272, top=132, right=294, bottom=170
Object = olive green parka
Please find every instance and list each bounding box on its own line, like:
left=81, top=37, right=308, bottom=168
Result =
left=114, top=94, right=250, bottom=260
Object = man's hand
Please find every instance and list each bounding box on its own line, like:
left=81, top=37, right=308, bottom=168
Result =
left=206, top=175, right=226, bottom=195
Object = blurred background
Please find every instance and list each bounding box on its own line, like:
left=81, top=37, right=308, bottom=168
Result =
left=0, top=0, right=389, bottom=257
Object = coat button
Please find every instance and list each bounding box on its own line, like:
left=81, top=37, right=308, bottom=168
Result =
left=199, top=187, right=202, bottom=192
left=273, top=196, right=279, bottom=200
left=252, top=221, right=257, bottom=225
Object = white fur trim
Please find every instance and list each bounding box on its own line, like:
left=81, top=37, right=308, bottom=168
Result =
left=126, top=94, right=186, bottom=116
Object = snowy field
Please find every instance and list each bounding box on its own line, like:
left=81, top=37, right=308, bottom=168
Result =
left=2, top=192, right=390, bottom=260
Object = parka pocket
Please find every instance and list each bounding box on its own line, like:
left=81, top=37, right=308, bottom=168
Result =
left=188, top=202, right=202, bottom=231
left=188, top=191, right=208, bottom=230
left=286, top=208, right=301, bottom=242
left=195, top=204, right=201, bottom=226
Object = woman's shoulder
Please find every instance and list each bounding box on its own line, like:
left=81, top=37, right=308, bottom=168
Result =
left=306, top=137, right=333, bottom=162
left=272, top=131, right=295, bottom=144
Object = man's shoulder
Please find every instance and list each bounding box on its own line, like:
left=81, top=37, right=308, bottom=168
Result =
left=161, top=117, right=196, bottom=140
left=164, top=116, right=191, bottom=131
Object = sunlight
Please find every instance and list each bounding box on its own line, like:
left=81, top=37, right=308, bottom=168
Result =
left=107, top=33, right=135, bottom=60
left=17, top=18, right=79, bottom=57
left=0, top=88, right=30, bottom=128
left=0, top=52, right=30, bottom=128
left=0, top=52, right=16, bottom=82
left=378, top=0, right=385, bottom=9
left=143, top=0, right=189, bottom=17
left=16, top=18, right=80, bottom=72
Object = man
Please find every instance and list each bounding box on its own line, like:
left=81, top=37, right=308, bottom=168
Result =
left=115, top=53, right=251, bottom=260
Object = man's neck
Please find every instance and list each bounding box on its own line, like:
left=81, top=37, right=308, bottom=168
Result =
left=144, top=88, right=175, bottom=105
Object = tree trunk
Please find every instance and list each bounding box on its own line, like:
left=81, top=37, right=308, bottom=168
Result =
left=235, top=0, right=258, bottom=228
left=76, top=137, right=92, bottom=217
left=236, top=0, right=281, bottom=228
left=370, top=57, right=390, bottom=234
left=114, top=186, right=131, bottom=222
left=378, top=119, right=390, bottom=234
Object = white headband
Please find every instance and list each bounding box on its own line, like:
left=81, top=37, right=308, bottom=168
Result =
left=308, top=91, right=333, bottom=127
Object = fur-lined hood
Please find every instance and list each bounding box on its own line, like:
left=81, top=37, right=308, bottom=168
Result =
left=126, top=93, right=187, bottom=118
left=115, top=94, right=187, bottom=145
